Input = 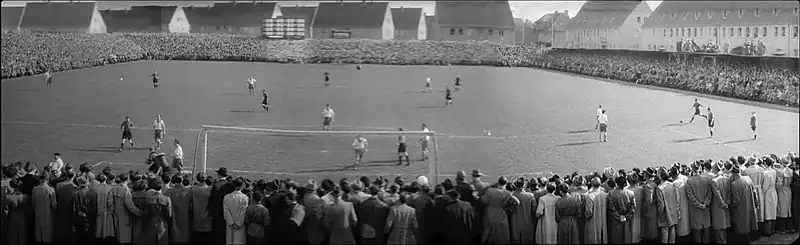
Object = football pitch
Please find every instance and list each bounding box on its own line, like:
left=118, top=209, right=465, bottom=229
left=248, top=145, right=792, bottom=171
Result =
left=2, top=61, right=798, bottom=181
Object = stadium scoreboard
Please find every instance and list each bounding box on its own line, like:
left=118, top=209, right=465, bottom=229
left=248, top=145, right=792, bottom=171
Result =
left=262, top=18, right=306, bottom=39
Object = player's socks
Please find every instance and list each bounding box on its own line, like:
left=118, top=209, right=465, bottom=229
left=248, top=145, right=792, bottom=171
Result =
left=397, top=156, right=403, bottom=165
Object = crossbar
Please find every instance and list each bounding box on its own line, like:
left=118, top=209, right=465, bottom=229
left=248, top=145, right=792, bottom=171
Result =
left=202, top=125, right=435, bottom=135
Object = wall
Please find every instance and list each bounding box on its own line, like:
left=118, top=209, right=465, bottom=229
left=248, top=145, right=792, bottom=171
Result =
left=643, top=24, right=800, bottom=57
left=194, top=25, right=262, bottom=35
left=313, top=27, right=382, bottom=40
left=381, top=7, right=394, bottom=40
left=417, top=13, right=427, bottom=40
left=436, top=26, right=515, bottom=44
left=169, top=7, right=190, bottom=34
left=616, top=2, right=651, bottom=50
left=535, top=30, right=568, bottom=47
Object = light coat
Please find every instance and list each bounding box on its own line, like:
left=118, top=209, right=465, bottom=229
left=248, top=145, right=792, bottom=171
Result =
left=762, top=168, right=778, bottom=221
left=775, top=167, right=793, bottom=218
left=32, top=183, right=57, bottom=244
left=585, top=187, right=608, bottom=244
left=325, top=198, right=358, bottom=245
left=535, top=192, right=560, bottom=245
left=510, top=190, right=536, bottom=244
left=223, top=190, right=249, bottom=245
left=110, top=183, right=142, bottom=244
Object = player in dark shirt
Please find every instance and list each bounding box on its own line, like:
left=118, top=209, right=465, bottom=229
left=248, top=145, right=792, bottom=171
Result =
left=151, top=70, right=159, bottom=88
left=454, top=74, right=461, bottom=91
left=706, top=107, right=715, bottom=137
left=324, top=72, right=331, bottom=87
left=261, top=89, right=269, bottom=112
left=445, top=85, right=453, bottom=106
left=120, top=116, right=135, bottom=151
left=688, top=98, right=706, bottom=123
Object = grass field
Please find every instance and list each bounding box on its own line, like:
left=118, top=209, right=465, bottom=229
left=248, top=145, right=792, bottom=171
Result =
left=2, top=61, right=798, bottom=182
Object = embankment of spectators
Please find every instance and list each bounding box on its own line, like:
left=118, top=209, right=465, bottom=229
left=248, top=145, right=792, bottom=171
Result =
left=2, top=32, right=797, bottom=107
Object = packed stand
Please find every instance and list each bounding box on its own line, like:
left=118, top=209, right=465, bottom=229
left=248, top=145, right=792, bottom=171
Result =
left=1, top=32, right=144, bottom=78
left=516, top=49, right=800, bottom=108
left=121, top=33, right=313, bottom=63
left=2, top=152, right=799, bottom=245
left=308, top=40, right=500, bottom=66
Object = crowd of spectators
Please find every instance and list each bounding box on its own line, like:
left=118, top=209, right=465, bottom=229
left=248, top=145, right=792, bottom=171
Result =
left=2, top=32, right=797, bottom=107
left=2, top=152, right=799, bottom=245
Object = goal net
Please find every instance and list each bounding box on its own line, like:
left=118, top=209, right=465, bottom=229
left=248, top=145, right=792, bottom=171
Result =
left=193, top=125, right=441, bottom=184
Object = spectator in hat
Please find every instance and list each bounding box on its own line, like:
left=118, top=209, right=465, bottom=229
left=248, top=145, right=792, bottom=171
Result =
left=72, top=176, right=92, bottom=244
left=555, top=182, right=585, bottom=245
left=208, top=167, right=234, bottom=245
left=685, top=160, right=714, bottom=243
left=775, top=161, right=794, bottom=233
left=244, top=191, right=270, bottom=245
left=729, top=164, right=759, bottom=243
left=384, top=184, right=401, bottom=206
left=627, top=171, right=644, bottom=244
left=455, top=171, right=476, bottom=203
left=301, top=179, right=327, bottom=245
left=510, top=177, right=536, bottom=244
left=223, top=177, right=248, bottom=245
left=586, top=176, right=608, bottom=244
left=20, top=161, right=40, bottom=196
left=281, top=191, right=307, bottom=244
left=110, top=172, right=142, bottom=245
left=672, top=163, right=692, bottom=243
left=89, top=172, right=116, bottom=244
left=762, top=156, right=779, bottom=236
left=31, top=171, right=56, bottom=245
left=407, top=180, right=434, bottom=244
left=349, top=180, right=370, bottom=205
left=324, top=185, right=357, bottom=245
left=536, top=182, right=559, bottom=244
left=608, top=174, right=635, bottom=244
left=165, top=174, right=192, bottom=245
left=710, top=161, right=732, bottom=244
left=480, top=176, right=517, bottom=244
left=191, top=173, right=213, bottom=243
left=142, top=178, right=172, bottom=245
left=440, top=189, right=477, bottom=245
left=358, top=185, right=389, bottom=245
left=385, top=193, right=417, bottom=245
left=470, top=169, right=489, bottom=194
left=640, top=167, right=660, bottom=243
left=54, top=168, right=76, bottom=244
left=4, top=179, right=30, bottom=245
left=742, top=155, right=766, bottom=232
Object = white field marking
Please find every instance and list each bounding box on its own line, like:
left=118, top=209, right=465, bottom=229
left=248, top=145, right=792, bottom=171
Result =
left=664, top=126, right=761, bottom=155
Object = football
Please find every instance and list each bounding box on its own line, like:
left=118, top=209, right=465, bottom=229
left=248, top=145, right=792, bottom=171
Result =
left=680, top=120, right=684, bottom=123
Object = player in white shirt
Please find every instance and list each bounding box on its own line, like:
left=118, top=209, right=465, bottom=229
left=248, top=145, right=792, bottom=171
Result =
left=750, top=112, right=758, bottom=140
left=45, top=71, right=54, bottom=88
left=352, top=135, right=368, bottom=170
left=49, top=153, right=64, bottom=176
left=595, top=105, right=603, bottom=130
left=322, top=104, right=335, bottom=131
left=598, top=110, right=609, bottom=142
left=419, top=123, right=431, bottom=161
left=153, top=114, right=167, bottom=150
left=171, top=139, right=185, bottom=173
left=247, top=76, right=257, bottom=95
left=422, top=77, right=432, bottom=93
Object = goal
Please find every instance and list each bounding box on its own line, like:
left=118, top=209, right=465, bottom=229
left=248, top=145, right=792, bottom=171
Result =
left=193, top=125, right=441, bottom=184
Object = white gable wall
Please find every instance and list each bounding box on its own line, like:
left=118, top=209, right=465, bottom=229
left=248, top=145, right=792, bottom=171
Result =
left=417, top=12, right=427, bottom=40
left=382, top=6, right=394, bottom=40
left=87, top=5, right=107, bottom=33
left=169, top=7, right=190, bottom=33
left=272, top=5, right=282, bottom=18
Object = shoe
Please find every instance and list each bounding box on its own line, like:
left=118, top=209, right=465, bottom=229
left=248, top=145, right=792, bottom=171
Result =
left=405, top=163, right=410, bottom=166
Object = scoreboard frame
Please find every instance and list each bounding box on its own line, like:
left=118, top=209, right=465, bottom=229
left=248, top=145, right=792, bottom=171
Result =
left=262, top=17, right=306, bottom=40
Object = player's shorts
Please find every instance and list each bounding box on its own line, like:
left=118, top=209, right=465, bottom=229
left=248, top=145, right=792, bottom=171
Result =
left=420, top=140, right=429, bottom=151
left=708, top=120, right=715, bottom=128
left=599, top=123, right=608, bottom=132
left=445, top=96, right=452, bottom=100
left=751, top=125, right=756, bottom=131
left=694, top=109, right=701, bottom=115
left=325, top=77, right=330, bottom=82
left=248, top=83, right=254, bottom=90
left=154, top=130, right=163, bottom=139
left=46, top=77, right=53, bottom=84
left=323, top=117, right=332, bottom=126
left=172, top=158, right=184, bottom=171
left=153, top=79, right=159, bottom=84
left=354, top=148, right=366, bottom=156
left=262, top=99, right=269, bottom=106
left=122, top=131, right=133, bottom=140
left=398, top=143, right=408, bottom=155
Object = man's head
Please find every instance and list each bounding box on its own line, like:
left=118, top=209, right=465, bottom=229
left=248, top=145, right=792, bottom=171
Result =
left=53, top=153, right=61, bottom=160
left=174, top=138, right=180, bottom=146
left=325, top=104, right=331, bottom=109
left=216, top=167, right=228, bottom=178
left=125, top=116, right=131, bottom=122
left=156, top=114, right=162, bottom=121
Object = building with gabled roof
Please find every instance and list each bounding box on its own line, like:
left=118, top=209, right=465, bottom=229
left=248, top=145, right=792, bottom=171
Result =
left=185, top=2, right=281, bottom=35
left=565, top=0, right=652, bottom=50
left=311, top=2, right=394, bottom=40
left=391, top=7, right=426, bottom=40
left=425, top=15, right=435, bottom=40
left=1, top=7, right=23, bottom=31
left=642, top=1, right=799, bottom=57
left=434, top=1, right=516, bottom=44
left=101, top=6, right=190, bottom=33
left=281, top=6, right=317, bottom=38
left=531, top=11, right=571, bottom=47
left=19, top=2, right=106, bottom=33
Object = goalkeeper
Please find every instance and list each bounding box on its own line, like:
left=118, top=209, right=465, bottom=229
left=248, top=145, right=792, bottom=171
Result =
left=352, top=135, right=368, bottom=170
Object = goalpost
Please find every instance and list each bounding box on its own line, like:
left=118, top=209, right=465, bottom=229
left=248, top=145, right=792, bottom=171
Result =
left=193, top=125, right=441, bottom=184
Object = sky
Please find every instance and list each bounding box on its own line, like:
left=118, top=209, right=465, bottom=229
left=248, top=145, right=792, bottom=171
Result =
left=0, top=1, right=664, bottom=22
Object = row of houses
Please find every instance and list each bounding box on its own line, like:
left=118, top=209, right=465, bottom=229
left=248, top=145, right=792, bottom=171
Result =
left=0, top=1, right=519, bottom=44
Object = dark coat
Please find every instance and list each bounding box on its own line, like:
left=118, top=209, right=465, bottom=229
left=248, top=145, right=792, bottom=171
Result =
left=443, top=198, right=478, bottom=245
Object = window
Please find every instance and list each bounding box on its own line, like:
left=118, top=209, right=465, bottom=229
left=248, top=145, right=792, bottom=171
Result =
left=450, top=29, right=455, bottom=35
left=793, top=26, right=799, bottom=38
left=661, top=13, right=666, bottom=20
left=653, top=29, right=656, bottom=36
left=754, top=27, right=758, bottom=37
left=781, top=26, right=786, bottom=37
left=795, top=8, right=799, bottom=15
left=739, top=9, right=744, bottom=18
left=729, top=27, right=734, bottom=37
left=663, top=29, right=667, bottom=37
left=683, top=12, right=688, bottom=20
left=695, top=12, right=701, bottom=19
left=745, top=27, right=750, bottom=37
left=644, top=17, right=648, bottom=23
left=700, top=28, right=703, bottom=36
left=681, top=28, right=685, bottom=36
left=672, top=12, right=676, bottom=19
left=723, top=10, right=729, bottom=19
left=488, top=29, right=493, bottom=35
left=713, top=28, right=718, bottom=37
left=458, top=29, right=463, bottom=35
left=637, top=16, right=641, bottom=22
left=755, top=8, right=759, bottom=17
left=216, top=26, right=221, bottom=30
left=499, top=30, right=505, bottom=36
left=670, top=28, right=674, bottom=37
left=708, top=11, right=713, bottom=19
left=763, top=27, right=768, bottom=36
left=775, top=27, right=779, bottom=36
left=737, top=27, right=742, bottom=37
left=773, top=8, right=779, bottom=16
left=693, top=28, right=697, bottom=37
left=795, top=49, right=799, bottom=57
